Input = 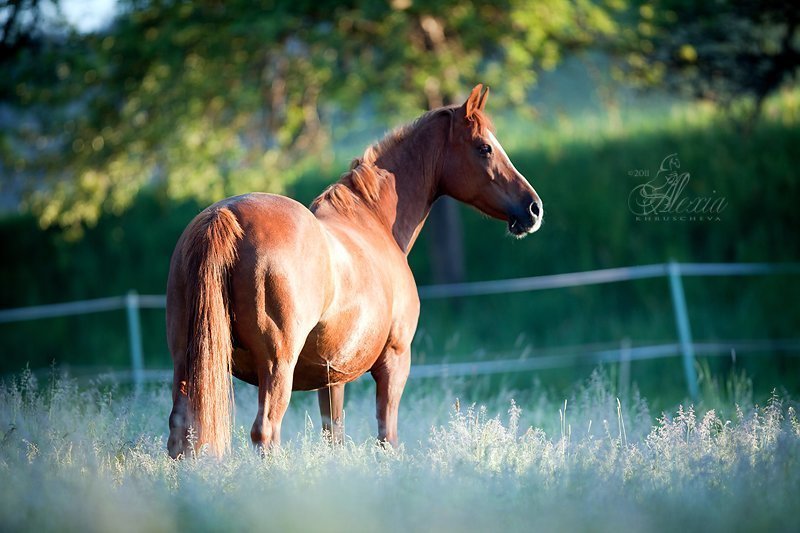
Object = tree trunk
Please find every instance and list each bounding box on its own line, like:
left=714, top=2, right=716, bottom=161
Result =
left=426, top=197, right=466, bottom=284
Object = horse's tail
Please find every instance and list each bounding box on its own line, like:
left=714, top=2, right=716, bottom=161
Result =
left=182, top=205, right=243, bottom=457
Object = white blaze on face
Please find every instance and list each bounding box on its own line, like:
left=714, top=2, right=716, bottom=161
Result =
left=487, top=131, right=542, bottom=233
left=487, top=131, right=521, bottom=175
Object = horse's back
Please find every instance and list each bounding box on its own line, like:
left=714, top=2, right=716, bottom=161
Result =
left=225, top=192, right=315, bottom=240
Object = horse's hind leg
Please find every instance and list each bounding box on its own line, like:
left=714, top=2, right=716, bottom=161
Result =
left=241, top=317, right=310, bottom=450
left=166, top=291, right=191, bottom=458
left=250, top=355, right=298, bottom=450
left=318, top=383, right=345, bottom=443
left=167, top=362, right=191, bottom=458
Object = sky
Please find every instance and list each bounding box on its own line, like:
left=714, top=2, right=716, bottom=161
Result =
left=61, top=0, right=117, bottom=33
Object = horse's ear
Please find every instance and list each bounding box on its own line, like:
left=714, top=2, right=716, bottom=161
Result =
left=464, top=84, right=484, bottom=118
left=477, top=85, right=489, bottom=111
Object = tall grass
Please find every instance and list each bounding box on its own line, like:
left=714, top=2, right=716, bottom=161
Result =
left=1, top=368, right=798, bottom=532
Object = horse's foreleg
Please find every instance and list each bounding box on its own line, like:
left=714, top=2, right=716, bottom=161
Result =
left=317, top=383, right=345, bottom=443
left=251, top=358, right=296, bottom=451
left=371, top=348, right=411, bottom=447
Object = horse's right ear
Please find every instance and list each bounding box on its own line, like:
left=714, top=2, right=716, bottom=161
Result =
left=464, top=84, right=484, bottom=118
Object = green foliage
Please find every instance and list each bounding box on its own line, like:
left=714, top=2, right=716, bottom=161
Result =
left=1, top=0, right=625, bottom=234
left=0, top=195, right=202, bottom=371
left=625, top=0, right=800, bottom=114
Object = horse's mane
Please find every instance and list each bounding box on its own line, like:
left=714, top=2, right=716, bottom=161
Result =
left=310, top=107, right=493, bottom=214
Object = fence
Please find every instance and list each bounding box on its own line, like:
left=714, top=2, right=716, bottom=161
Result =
left=1, top=261, right=799, bottom=397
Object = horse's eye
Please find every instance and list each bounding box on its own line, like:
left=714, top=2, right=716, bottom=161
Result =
left=478, top=144, right=492, bottom=156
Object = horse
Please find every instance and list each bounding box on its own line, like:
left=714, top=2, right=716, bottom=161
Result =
left=166, top=84, right=543, bottom=458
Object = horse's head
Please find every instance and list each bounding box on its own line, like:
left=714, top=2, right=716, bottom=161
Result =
left=438, top=84, right=543, bottom=237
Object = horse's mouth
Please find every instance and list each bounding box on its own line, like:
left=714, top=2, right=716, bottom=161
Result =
left=508, top=215, right=541, bottom=238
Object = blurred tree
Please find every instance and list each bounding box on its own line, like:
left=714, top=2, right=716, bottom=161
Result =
left=1, top=0, right=623, bottom=237
left=626, top=1, right=800, bottom=121
left=2, top=1, right=343, bottom=234
left=0, top=0, right=58, bottom=64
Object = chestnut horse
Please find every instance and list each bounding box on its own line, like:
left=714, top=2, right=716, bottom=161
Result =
left=166, top=85, right=543, bottom=457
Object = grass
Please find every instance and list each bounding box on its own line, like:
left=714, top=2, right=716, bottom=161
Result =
left=1, top=367, right=799, bottom=532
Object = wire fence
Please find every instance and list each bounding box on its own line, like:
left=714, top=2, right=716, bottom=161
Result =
left=2, top=261, right=799, bottom=397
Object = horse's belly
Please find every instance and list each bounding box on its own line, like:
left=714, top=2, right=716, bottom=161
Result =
left=231, top=330, right=385, bottom=391
left=291, top=312, right=390, bottom=391
left=231, top=347, right=259, bottom=386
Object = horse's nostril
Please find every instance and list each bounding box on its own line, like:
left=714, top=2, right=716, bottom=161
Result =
left=529, top=201, right=540, bottom=217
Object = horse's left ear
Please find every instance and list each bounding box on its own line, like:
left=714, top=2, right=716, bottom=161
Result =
left=464, top=84, right=484, bottom=117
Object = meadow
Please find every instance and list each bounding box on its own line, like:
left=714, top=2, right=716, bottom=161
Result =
left=1, top=367, right=798, bottom=532
left=2, top=90, right=799, bottom=398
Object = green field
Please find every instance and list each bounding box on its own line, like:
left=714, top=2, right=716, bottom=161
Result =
left=1, top=369, right=798, bottom=532
left=2, top=91, right=799, bottom=402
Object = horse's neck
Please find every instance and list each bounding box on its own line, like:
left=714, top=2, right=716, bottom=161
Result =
left=373, top=139, right=440, bottom=254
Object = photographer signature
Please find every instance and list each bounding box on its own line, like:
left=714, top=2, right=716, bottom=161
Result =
left=628, top=154, right=727, bottom=220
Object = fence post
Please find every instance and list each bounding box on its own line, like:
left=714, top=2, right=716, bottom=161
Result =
left=667, top=261, right=699, bottom=399
left=125, top=290, right=144, bottom=393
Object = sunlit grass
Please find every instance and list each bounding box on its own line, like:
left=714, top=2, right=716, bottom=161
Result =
left=1, top=368, right=798, bottom=532
left=493, top=85, right=800, bottom=154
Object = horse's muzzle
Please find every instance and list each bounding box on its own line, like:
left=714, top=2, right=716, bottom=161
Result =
left=508, top=199, right=542, bottom=237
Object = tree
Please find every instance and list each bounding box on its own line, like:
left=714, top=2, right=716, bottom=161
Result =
left=626, top=0, right=800, bottom=120
left=2, top=1, right=343, bottom=233
left=0, top=0, right=60, bottom=64
left=1, top=0, right=624, bottom=237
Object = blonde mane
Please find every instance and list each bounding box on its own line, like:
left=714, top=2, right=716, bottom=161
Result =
left=310, top=107, right=493, bottom=214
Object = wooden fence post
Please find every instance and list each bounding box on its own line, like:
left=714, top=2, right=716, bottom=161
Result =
left=668, top=261, right=699, bottom=399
